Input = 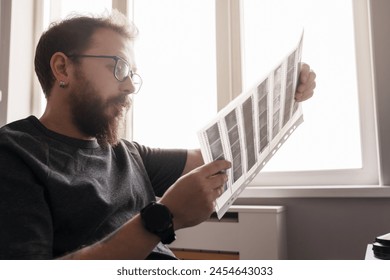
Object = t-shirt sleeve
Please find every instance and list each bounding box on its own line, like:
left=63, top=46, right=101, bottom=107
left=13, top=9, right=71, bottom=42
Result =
left=0, top=148, right=53, bottom=260
left=132, top=142, right=187, bottom=197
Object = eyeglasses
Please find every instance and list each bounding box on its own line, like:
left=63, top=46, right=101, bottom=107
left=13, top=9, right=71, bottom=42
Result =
left=67, top=54, right=142, bottom=94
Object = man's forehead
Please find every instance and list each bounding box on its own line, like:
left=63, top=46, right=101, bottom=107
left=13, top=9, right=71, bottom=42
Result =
left=88, top=28, right=135, bottom=61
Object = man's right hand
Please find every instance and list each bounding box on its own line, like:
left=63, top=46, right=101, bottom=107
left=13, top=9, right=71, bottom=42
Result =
left=159, top=160, right=231, bottom=230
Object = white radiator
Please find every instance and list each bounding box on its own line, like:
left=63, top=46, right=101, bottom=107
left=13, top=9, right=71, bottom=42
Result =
left=170, top=205, right=287, bottom=260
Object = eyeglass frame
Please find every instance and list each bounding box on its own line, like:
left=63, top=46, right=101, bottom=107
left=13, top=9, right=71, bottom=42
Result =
left=66, top=54, right=142, bottom=93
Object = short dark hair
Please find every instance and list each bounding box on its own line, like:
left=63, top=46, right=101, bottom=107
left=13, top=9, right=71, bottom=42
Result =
left=34, top=10, right=138, bottom=97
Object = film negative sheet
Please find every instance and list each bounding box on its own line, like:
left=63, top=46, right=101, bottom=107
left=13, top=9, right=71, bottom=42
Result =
left=198, top=32, right=304, bottom=219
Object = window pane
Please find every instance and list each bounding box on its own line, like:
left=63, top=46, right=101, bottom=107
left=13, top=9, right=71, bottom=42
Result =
left=242, top=0, right=362, bottom=171
left=132, top=0, right=217, bottom=149
left=59, top=0, right=112, bottom=17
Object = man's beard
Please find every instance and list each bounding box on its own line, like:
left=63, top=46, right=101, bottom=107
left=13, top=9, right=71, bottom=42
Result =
left=69, top=76, right=131, bottom=147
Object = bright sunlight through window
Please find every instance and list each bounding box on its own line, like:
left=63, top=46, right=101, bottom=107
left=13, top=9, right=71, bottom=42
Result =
left=242, top=0, right=361, bottom=172
left=131, top=0, right=217, bottom=149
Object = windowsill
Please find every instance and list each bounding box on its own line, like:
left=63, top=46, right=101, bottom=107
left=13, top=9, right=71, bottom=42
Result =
left=240, top=185, right=390, bottom=198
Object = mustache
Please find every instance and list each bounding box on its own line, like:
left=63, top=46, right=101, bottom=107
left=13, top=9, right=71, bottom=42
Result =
left=107, top=93, right=131, bottom=110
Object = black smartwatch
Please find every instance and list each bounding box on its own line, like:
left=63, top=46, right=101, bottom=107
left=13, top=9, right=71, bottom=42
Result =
left=140, top=202, right=176, bottom=244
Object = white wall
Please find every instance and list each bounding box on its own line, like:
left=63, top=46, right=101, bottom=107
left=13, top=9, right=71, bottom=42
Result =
left=370, top=0, right=390, bottom=186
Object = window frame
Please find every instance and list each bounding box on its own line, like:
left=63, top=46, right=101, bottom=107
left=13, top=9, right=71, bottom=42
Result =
left=214, top=0, right=383, bottom=193
left=221, top=0, right=383, bottom=188
left=237, top=0, right=390, bottom=198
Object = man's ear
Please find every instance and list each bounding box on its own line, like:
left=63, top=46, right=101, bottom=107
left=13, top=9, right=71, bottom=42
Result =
left=50, top=52, right=71, bottom=87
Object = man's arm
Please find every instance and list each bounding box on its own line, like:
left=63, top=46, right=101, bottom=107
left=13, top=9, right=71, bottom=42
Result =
left=181, top=149, right=204, bottom=176
left=59, top=214, right=161, bottom=259
left=59, top=159, right=230, bottom=259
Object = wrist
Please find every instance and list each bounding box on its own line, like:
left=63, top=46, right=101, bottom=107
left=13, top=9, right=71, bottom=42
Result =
left=140, top=201, right=176, bottom=244
left=158, top=198, right=182, bottom=231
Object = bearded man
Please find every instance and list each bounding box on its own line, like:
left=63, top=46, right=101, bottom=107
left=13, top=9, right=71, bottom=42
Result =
left=0, top=11, right=316, bottom=260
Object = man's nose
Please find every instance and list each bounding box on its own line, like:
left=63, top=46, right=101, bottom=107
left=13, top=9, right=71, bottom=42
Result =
left=121, top=75, right=136, bottom=94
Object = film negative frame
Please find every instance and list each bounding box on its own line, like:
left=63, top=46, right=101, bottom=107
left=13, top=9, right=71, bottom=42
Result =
left=198, top=32, right=304, bottom=218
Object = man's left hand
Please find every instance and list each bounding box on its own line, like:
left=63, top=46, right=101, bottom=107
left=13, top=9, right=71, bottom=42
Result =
left=295, top=63, right=316, bottom=102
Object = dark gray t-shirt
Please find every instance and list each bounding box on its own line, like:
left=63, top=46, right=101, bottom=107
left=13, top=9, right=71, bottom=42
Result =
left=0, top=116, right=187, bottom=259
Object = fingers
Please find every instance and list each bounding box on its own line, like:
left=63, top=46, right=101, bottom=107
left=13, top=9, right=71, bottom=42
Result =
left=295, top=63, right=316, bottom=102
left=299, top=63, right=310, bottom=83
left=160, top=160, right=230, bottom=230
left=202, top=159, right=231, bottom=177
left=201, top=160, right=230, bottom=195
left=214, top=185, right=225, bottom=197
left=209, top=172, right=228, bottom=190
left=194, top=160, right=230, bottom=201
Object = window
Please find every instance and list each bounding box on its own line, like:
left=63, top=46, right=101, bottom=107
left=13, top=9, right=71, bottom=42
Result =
left=129, top=0, right=378, bottom=187
left=242, top=0, right=361, bottom=172
left=54, top=0, right=112, bottom=18
left=243, top=0, right=378, bottom=186
left=34, top=0, right=380, bottom=189
left=130, top=0, right=217, bottom=149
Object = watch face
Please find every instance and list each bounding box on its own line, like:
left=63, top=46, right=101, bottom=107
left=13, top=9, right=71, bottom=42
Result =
left=141, top=202, right=176, bottom=244
left=146, top=203, right=172, bottom=231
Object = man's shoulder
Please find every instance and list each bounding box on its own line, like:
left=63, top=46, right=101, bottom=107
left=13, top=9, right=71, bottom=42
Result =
left=114, top=139, right=143, bottom=158
left=0, top=116, right=47, bottom=155
left=0, top=116, right=38, bottom=140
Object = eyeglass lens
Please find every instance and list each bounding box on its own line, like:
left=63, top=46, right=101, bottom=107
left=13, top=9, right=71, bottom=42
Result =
left=115, top=59, right=129, bottom=81
left=115, top=59, right=141, bottom=90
